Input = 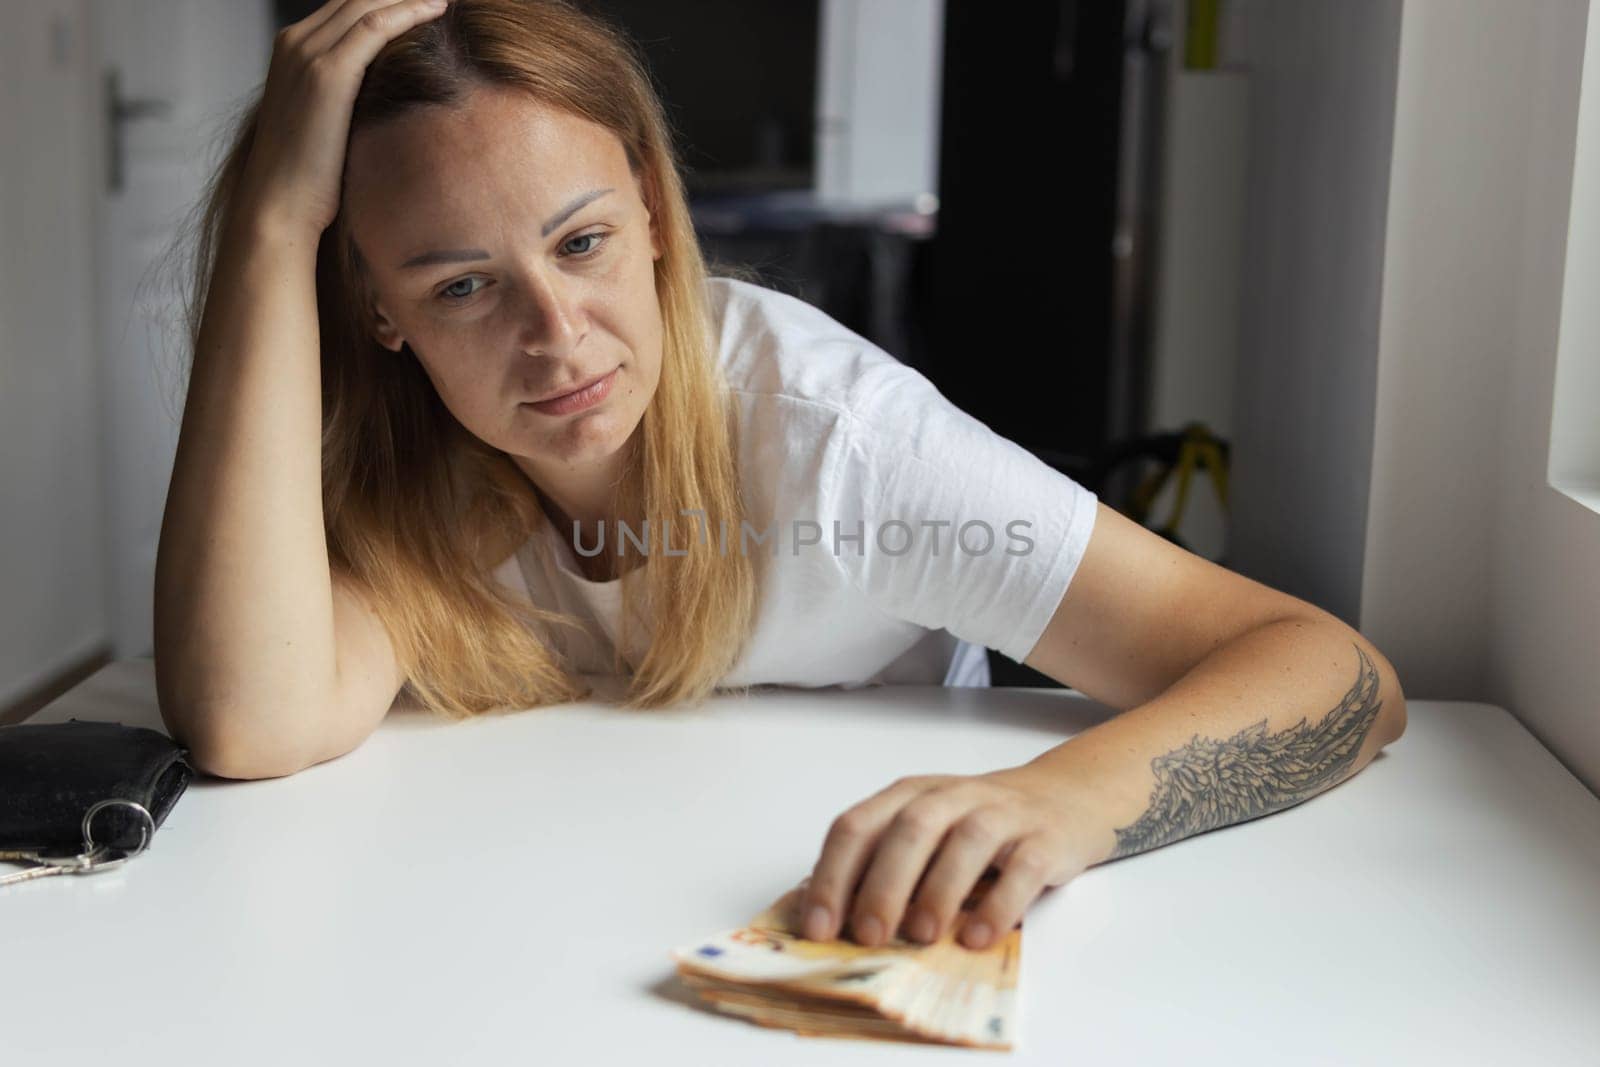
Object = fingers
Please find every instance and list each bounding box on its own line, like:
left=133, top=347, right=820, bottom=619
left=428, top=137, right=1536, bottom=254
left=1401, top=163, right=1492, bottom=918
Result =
left=800, top=772, right=1073, bottom=952
left=304, top=0, right=448, bottom=61
left=957, top=835, right=1059, bottom=950
left=849, top=791, right=995, bottom=948
left=901, top=805, right=1018, bottom=945
left=799, top=776, right=934, bottom=944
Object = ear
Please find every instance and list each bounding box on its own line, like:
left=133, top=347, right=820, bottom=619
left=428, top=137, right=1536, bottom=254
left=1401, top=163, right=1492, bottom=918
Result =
left=370, top=301, right=406, bottom=353
left=639, top=167, right=663, bottom=262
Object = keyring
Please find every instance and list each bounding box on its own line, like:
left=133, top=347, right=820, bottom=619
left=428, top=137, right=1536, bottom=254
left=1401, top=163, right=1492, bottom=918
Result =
left=81, top=798, right=155, bottom=859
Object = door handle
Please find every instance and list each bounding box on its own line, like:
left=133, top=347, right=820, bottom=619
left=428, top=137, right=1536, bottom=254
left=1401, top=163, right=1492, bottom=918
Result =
left=104, top=68, right=172, bottom=194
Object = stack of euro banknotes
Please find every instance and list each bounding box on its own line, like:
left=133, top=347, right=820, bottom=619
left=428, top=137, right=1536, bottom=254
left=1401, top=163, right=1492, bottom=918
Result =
left=670, top=876, right=1021, bottom=1051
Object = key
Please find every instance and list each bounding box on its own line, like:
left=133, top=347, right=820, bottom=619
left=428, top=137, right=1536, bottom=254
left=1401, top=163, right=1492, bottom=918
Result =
left=0, top=844, right=107, bottom=887
left=0, top=843, right=141, bottom=888
left=0, top=860, right=71, bottom=887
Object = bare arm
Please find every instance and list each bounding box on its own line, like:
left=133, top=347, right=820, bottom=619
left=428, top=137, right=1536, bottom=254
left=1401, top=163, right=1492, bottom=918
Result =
left=153, top=0, right=450, bottom=778
left=152, top=210, right=337, bottom=773
left=1015, top=503, right=1406, bottom=860
left=797, top=503, right=1407, bottom=949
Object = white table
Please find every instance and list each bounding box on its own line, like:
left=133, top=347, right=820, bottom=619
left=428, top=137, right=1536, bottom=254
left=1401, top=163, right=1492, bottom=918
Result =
left=5, top=660, right=1599, bottom=1064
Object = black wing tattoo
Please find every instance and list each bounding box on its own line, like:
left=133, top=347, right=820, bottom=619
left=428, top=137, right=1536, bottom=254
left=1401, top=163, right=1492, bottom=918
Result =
left=1109, top=644, right=1384, bottom=860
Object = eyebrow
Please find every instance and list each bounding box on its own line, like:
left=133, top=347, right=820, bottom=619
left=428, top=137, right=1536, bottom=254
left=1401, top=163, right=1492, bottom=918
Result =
left=396, top=187, right=617, bottom=271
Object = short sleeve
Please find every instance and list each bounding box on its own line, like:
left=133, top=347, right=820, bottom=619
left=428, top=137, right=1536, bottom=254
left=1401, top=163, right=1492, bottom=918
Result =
left=817, top=369, right=1099, bottom=665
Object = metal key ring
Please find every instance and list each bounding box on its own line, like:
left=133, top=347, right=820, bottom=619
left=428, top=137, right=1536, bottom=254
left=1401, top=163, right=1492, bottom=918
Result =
left=81, top=799, right=155, bottom=861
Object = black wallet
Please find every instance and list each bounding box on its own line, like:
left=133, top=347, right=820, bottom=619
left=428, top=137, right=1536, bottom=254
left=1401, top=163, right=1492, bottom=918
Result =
left=0, top=718, right=193, bottom=856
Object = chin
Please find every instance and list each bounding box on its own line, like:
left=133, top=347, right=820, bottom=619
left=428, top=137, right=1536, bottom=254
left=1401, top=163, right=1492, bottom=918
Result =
left=540, top=407, right=638, bottom=461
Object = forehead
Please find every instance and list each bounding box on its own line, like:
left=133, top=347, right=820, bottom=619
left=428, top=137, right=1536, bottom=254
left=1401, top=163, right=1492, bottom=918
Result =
left=344, top=87, right=632, bottom=255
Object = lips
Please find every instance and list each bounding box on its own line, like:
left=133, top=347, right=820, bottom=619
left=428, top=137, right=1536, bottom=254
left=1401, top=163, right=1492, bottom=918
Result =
left=526, top=367, right=618, bottom=416
left=531, top=368, right=613, bottom=404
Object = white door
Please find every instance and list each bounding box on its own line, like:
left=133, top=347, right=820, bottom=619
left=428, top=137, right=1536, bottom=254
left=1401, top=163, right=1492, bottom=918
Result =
left=88, top=0, right=273, bottom=656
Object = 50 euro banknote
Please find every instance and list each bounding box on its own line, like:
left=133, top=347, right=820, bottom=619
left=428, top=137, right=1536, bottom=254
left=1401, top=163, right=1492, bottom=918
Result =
left=670, top=878, right=1021, bottom=1051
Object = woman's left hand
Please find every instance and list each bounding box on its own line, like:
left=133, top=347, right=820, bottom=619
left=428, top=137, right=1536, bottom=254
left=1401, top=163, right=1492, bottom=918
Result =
left=795, top=764, right=1096, bottom=951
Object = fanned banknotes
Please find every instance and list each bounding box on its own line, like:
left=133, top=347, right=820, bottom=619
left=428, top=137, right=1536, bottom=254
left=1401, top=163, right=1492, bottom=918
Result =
left=670, top=875, right=1021, bottom=1051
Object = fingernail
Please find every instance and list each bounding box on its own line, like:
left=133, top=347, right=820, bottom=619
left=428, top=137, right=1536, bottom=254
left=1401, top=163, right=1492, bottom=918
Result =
left=962, top=921, right=992, bottom=949
left=855, top=914, right=884, bottom=946
left=804, top=905, right=831, bottom=942
left=907, top=910, right=937, bottom=943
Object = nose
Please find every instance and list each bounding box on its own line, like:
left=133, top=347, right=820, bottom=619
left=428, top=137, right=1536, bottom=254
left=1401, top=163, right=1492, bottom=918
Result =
left=513, top=266, right=584, bottom=358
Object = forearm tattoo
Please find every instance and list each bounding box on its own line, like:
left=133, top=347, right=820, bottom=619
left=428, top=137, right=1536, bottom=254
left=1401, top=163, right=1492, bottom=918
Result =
left=1109, top=644, right=1384, bottom=861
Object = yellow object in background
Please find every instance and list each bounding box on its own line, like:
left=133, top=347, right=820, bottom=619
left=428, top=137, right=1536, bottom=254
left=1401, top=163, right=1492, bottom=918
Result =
left=1186, top=0, right=1221, bottom=70
left=1129, top=423, right=1230, bottom=557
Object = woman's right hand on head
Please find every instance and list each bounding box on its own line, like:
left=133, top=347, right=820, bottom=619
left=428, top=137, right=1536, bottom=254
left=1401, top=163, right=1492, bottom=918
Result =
left=236, top=0, right=450, bottom=239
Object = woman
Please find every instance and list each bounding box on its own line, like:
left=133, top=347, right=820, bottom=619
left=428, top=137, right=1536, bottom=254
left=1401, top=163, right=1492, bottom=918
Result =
left=153, top=0, right=1407, bottom=954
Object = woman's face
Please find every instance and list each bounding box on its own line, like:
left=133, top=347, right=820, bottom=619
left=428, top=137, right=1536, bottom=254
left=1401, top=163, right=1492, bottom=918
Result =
left=344, top=86, right=663, bottom=476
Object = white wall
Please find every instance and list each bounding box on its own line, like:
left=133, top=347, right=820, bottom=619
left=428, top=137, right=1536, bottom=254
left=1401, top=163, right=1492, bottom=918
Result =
left=0, top=0, right=110, bottom=708
left=1227, top=0, right=1403, bottom=625
left=1357, top=0, right=1537, bottom=701
left=1549, top=8, right=1600, bottom=502
left=89, top=0, right=274, bottom=660
left=1493, top=0, right=1600, bottom=795
left=1229, top=0, right=1600, bottom=794
left=1148, top=68, right=1249, bottom=442
left=1361, top=0, right=1600, bottom=790
left=815, top=0, right=944, bottom=207
left=1, top=0, right=271, bottom=708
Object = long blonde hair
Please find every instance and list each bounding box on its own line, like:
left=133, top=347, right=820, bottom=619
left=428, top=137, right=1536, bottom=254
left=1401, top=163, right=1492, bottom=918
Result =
left=178, top=0, right=756, bottom=716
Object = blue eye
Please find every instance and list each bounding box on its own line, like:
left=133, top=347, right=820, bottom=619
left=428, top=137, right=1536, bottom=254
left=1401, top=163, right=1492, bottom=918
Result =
left=438, top=277, right=483, bottom=303
left=562, top=232, right=607, bottom=256
left=435, top=231, right=608, bottom=306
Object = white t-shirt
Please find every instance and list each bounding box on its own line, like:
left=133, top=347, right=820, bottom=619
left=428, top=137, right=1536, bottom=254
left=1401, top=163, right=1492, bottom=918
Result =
left=490, top=276, right=1099, bottom=690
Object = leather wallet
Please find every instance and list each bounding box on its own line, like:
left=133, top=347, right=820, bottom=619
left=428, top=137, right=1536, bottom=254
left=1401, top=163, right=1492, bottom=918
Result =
left=0, top=719, right=193, bottom=854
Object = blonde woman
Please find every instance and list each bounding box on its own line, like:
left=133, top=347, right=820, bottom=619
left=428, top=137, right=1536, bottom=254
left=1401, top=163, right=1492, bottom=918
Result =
left=154, top=0, right=1407, bottom=953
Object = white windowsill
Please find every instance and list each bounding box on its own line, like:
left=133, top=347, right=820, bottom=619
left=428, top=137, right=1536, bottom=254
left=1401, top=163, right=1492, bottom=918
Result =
left=1552, top=483, right=1600, bottom=515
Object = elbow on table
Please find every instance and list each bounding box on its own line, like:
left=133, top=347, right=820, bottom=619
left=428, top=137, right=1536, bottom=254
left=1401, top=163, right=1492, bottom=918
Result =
left=192, top=744, right=310, bottom=781
left=1365, top=638, right=1408, bottom=748
left=159, top=700, right=316, bottom=781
